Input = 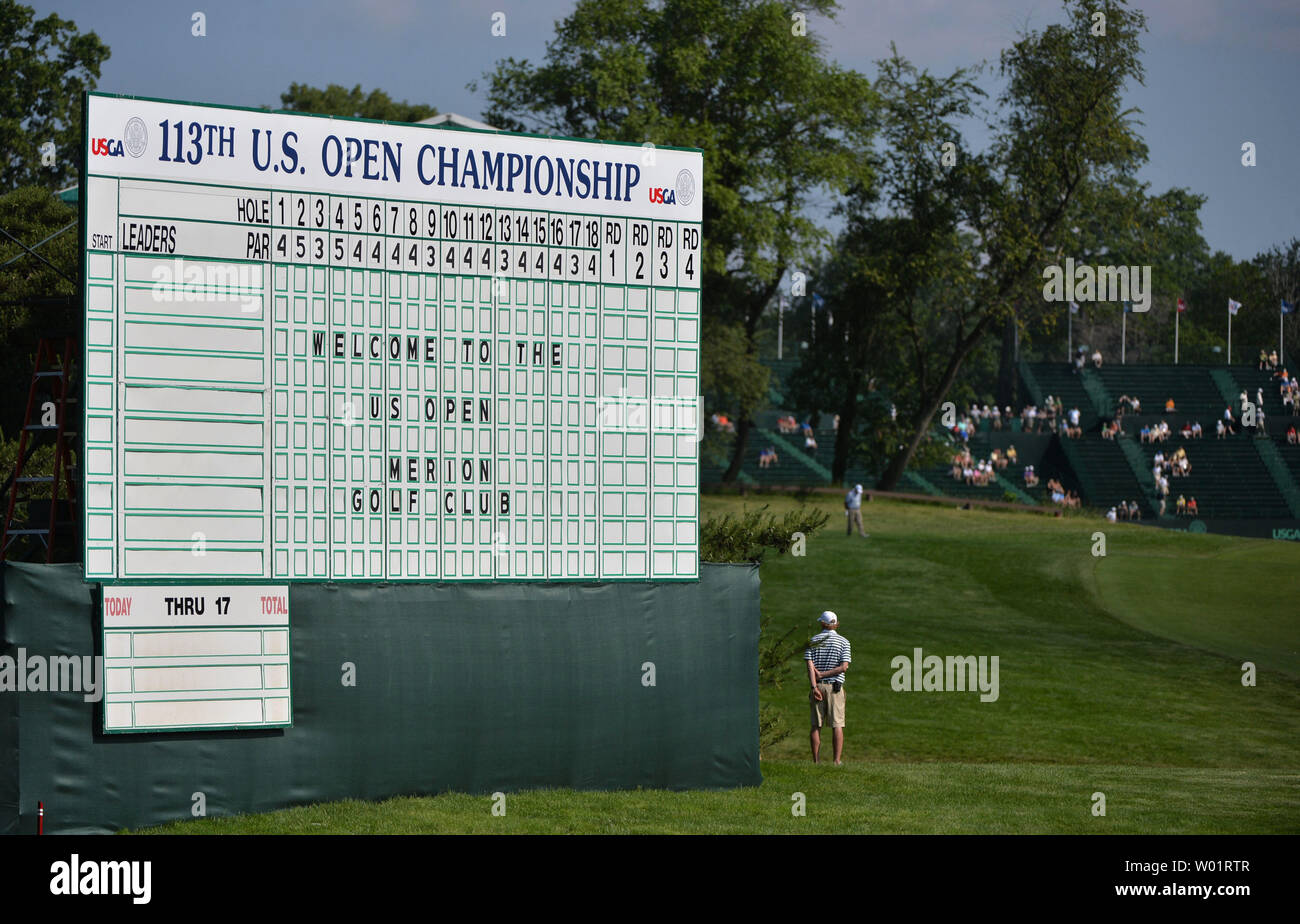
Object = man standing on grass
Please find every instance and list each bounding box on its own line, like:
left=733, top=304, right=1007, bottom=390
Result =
left=806, top=611, right=852, bottom=765
left=844, top=483, right=868, bottom=537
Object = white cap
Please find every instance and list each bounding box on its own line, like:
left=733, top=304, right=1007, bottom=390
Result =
left=819, top=611, right=838, bottom=626
left=854, top=484, right=863, bottom=492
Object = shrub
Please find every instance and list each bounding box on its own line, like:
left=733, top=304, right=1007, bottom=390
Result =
left=701, top=503, right=831, bottom=752
left=699, top=504, right=831, bottom=564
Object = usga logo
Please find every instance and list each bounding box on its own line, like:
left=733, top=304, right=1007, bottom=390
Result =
left=123, top=117, right=147, bottom=157
left=91, top=137, right=125, bottom=157
left=648, top=186, right=677, bottom=205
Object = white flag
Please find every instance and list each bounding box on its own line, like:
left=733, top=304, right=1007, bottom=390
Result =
left=1228, top=298, right=1242, bottom=316
left=1069, top=301, right=1080, bottom=314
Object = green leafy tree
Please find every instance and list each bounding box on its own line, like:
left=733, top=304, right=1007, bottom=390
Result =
left=276, top=83, right=437, bottom=122
left=0, top=185, right=78, bottom=435
left=0, top=0, right=110, bottom=191
left=478, top=0, right=878, bottom=482
left=1253, top=238, right=1300, bottom=365
left=1026, top=176, right=1207, bottom=365
left=786, top=44, right=983, bottom=484
left=1185, top=249, right=1273, bottom=364
left=870, top=0, right=1153, bottom=490
left=700, top=317, right=770, bottom=468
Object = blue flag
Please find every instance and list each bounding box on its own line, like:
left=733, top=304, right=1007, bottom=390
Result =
left=1123, top=300, right=1133, bottom=313
left=1283, top=299, right=1295, bottom=315
left=812, top=293, right=825, bottom=311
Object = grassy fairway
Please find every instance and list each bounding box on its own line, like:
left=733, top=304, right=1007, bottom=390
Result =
left=137, top=764, right=1299, bottom=834
left=134, top=496, right=1300, bottom=834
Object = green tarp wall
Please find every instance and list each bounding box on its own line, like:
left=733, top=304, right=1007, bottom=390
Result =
left=0, top=562, right=760, bottom=834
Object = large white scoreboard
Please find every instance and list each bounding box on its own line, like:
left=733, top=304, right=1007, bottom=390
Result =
left=82, top=93, right=702, bottom=583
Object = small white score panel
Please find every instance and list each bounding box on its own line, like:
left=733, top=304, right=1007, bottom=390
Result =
left=83, top=94, right=703, bottom=582
left=101, top=584, right=291, bottom=733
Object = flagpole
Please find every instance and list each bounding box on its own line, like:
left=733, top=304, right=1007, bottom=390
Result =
left=777, top=296, right=784, bottom=360
left=1175, top=309, right=1179, bottom=365
left=1281, top=306, right=1284, bottom=369
left=1122, top=307, right=1127, bottom=364
left=1228, top=310, right=1232, bottom=365
left=1068, top=306, right=1072, bottom=361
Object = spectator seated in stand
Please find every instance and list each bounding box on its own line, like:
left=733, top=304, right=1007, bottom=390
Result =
left=1175, top=494, right=1186, bottom=515
left=804, top=432, right=818, bottom=453
left=1007, top=444, right=1018, bottom=465
left=1269, top=350, right=1279, bottom=369
left=1092, top=349, right=1103, bottom=368
left=1116, top=500, right=1129, bottom=521
left=1258, top=350, right=1270, bottom=371
left=1288, top=425, right=1298, bottom=446
left=1139, top=424, right=1151, bottom=444
left=1187, top=497, right=1199, bottom=516
left=758, top=446, right=779, bottom=469
left=1106, top=506, right=1117, bottom=523
left=1128, top=500, right=1140, bottom=520
left=1191, top=421, right=1203, bottom=438
left=1023, top=464, right=1038, bottom=487
left=1066, top=407, right=1082, bottom=438
left=1164, top=397, right=1176, bottom=413
left=1179, top=421, right=1193, bottom=439
left=1222, top=407, right=1237, bottom=434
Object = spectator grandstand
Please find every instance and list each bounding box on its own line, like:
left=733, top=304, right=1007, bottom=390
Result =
left=703, top=356, right=1300, bottom=535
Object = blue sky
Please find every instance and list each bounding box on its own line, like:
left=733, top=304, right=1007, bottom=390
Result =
left=33, top=0, right=1299, bottom=261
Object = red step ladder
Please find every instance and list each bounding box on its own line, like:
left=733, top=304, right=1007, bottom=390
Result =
left=1, top=336, right=79, bottom=562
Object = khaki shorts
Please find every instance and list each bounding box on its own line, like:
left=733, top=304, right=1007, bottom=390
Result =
left=810, top=683, right=845, bottom=728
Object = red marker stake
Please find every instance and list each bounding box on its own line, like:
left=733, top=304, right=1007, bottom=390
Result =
left=38, top=801, right=44, bottom=835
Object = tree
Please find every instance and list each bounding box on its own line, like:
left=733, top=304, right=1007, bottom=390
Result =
left=0, top=0, right=110, bottom=191
left=1007, top=177, right=1207, bottom=369
left=871, top=0, right=1152, bottom=490
left=478, top=0, right=878, bottom=481
left=0, top=185, right=78, bottom=435
left=1253, top=238, right=1300, bottom=364
left=276, top=83, right=437, bottom=122
left=699, top=317, right=770, bottom=468
left=1185, top=249, right=1272, bottom=363
left=787, top=43, right=983, bottom=484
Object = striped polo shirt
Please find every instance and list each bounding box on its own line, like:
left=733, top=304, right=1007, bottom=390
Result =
left=805, top=629, right=852, bottom=684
